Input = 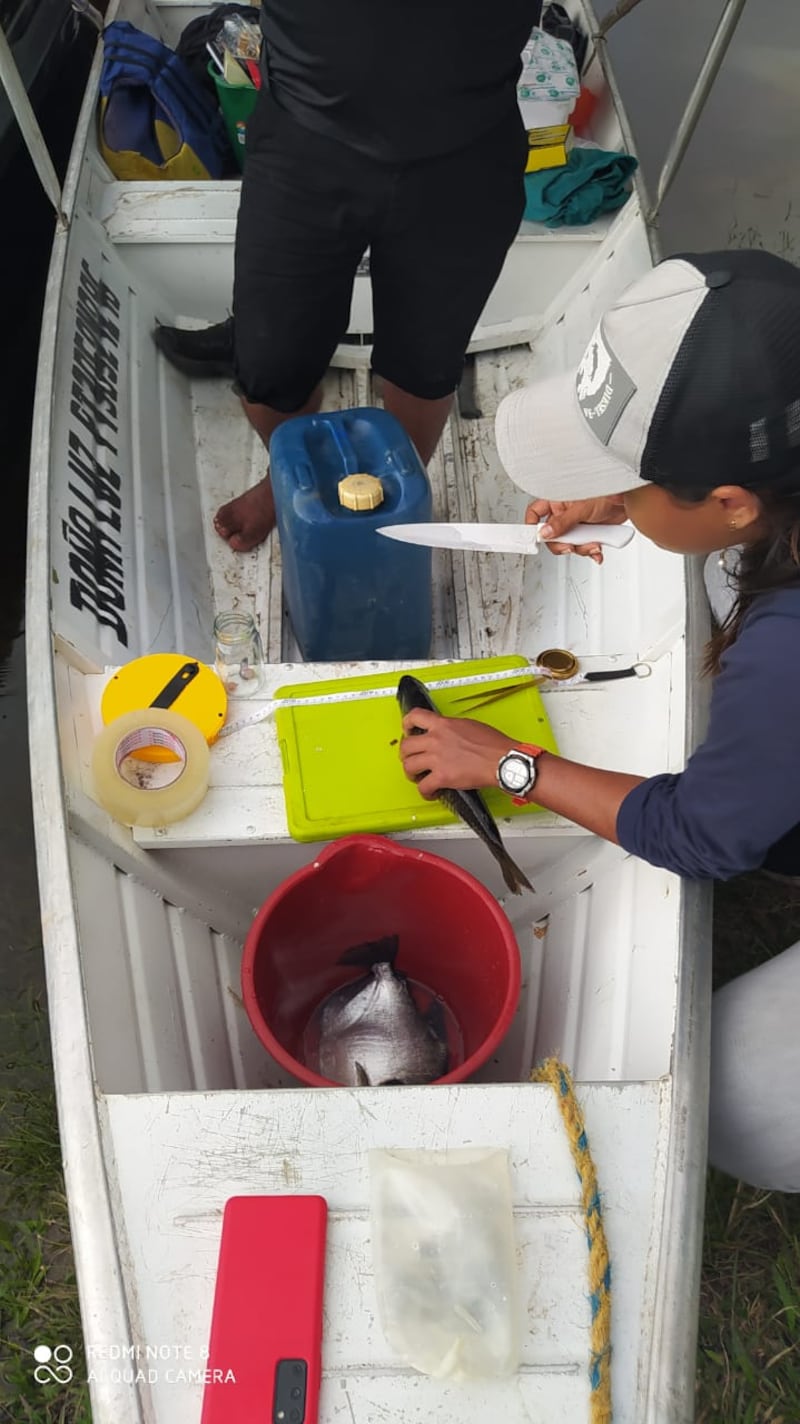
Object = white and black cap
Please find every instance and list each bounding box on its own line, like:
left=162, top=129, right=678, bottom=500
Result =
left=495, top=249, right=800, bottom=500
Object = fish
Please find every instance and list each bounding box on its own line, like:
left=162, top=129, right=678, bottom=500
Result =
left=315, top=935, right=449, bottom=1087
left=397, top=673, right=534, bottom=896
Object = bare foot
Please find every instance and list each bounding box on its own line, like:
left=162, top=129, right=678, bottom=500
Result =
left=214, top=475, right=276, bottom=552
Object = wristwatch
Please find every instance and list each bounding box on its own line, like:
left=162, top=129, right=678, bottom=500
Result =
left=497, top=743, right=543, bottom=805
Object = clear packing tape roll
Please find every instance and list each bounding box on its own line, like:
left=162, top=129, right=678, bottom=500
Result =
left=91, top=708, right=210, bottom=828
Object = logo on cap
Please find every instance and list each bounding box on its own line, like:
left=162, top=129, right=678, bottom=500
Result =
left=576, top=320, right=636, bottom=446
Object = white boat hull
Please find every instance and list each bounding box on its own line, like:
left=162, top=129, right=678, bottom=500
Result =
left=26, top=4, right=711, bottom=1420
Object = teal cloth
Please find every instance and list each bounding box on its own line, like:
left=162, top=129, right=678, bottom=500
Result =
left=524, top=147, right=638, bottom=228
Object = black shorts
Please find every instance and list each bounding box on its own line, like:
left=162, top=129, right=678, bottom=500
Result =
left=233, top=92, right=527, bottom=410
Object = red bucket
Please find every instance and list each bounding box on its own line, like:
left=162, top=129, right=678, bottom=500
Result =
left=241, top=835, right=521, bottom=1087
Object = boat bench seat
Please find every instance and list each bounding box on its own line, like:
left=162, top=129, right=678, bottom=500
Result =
left=62, top=651, right=679, bottom=851
left=99, top=1079, right=670, bottom=1424
left=92, top=178, right=623, bottom=347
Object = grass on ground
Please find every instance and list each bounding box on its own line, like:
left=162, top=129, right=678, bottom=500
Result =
left=0, top=988, right=89, bottom=1423
left=695, top=874, right=800, bottom=1423
left=0, top=876, right=798, bottom=1422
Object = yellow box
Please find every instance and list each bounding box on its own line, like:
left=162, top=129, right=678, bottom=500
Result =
left=525, top=123, right=574, bottom=174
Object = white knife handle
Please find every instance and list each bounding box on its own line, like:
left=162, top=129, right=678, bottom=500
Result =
left=538, top=522, right=634, bottom=549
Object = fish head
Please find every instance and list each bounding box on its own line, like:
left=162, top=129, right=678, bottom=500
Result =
left=369, top=960, right=417, bottom=1001
left=396, top=674, right=437, bottom=719
left=318, top=960, right=403, bottom=1039
left=371, top=962, right=397, bottom=981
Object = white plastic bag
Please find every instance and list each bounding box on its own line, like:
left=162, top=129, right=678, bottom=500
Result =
left=517, top=26, right=579, bottom=129
left=369, top=1147, right=519, bottom=1380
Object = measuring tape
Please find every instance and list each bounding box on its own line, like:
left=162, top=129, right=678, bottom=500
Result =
left=216, top=658, right=651, bottom=740
left=214, top=660, right=540, bottom=740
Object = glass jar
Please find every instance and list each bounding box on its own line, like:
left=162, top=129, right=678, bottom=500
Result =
left=213, top=611, right=264, bottom=698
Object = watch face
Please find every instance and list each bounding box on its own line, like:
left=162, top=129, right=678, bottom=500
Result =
left=500, top=753, right=533, bottom=793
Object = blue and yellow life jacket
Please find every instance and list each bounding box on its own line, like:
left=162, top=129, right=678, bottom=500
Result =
left=99, top=20, right=229, bottom=181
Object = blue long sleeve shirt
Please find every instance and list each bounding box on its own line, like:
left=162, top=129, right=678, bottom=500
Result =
left=616, top=588, right=800, bottom=881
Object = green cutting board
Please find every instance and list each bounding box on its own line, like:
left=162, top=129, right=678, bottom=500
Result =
left=275, top=656, right=559, bottom=842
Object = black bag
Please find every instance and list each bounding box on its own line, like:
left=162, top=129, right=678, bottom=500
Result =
left=176, top=4, right=261, bottom=103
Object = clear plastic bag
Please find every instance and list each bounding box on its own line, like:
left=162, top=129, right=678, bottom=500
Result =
left=369, top=1147, right=519, bottom=1380
left=219, top=14, right=261, bottom=60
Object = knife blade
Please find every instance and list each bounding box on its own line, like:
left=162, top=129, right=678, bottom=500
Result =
left=375, top=521, right=634, bottom=555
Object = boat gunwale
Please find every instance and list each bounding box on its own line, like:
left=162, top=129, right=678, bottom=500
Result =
left=25, top=4, right=146, bottom=1420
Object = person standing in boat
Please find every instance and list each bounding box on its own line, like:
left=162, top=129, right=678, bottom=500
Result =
left=156, top=1, right=542, bottom=553
left=399, top=248, right=800, bottom=1193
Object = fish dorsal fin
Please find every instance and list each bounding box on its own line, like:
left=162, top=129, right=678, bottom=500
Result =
left=338, top=935, right=399, bottom=969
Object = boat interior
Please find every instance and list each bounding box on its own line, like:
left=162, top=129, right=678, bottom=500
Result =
left=28, top=4, right=712, bottom=1419
left=50, top=0, right=689, bottom=1102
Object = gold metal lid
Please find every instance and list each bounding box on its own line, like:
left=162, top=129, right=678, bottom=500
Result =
left=536, top=647, right=579, bottom=680
left=338, top=473, right=385, bottom=511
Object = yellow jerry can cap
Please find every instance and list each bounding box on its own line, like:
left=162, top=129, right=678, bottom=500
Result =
left=338, top=472, right=384, bottom=511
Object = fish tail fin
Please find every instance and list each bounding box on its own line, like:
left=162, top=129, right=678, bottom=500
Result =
left=338, top=934, right=400, bottom=969
left=442, top=787, right=535, bottom=896
left=498, top=849, right=535, bottom=897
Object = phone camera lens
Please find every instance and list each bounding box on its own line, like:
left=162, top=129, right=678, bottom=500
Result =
left=291, top=1387, right=301, bottom=1399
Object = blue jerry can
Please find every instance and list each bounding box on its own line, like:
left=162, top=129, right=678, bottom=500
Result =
left=269, top=408, right=433, bottom=661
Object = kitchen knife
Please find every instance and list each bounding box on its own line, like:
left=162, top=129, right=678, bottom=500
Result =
left=375, top=521, right=634, bottom=555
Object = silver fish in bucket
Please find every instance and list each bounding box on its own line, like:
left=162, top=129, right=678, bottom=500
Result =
left=313, top=936, right=448, bottom=1087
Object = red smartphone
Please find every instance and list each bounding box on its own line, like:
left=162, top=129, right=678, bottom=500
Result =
left=201, top=1195, right=328, bottom=1424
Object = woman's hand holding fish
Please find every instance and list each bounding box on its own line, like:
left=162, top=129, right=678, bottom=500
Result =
left=400, top=710, right=514, bottom=796
left=526, top=495, right=627, bottom=564
left=400, top=705, right=646, bottom=845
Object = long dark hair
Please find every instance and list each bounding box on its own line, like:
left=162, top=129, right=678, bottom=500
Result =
left=663, top=485, right=800, bottom=674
